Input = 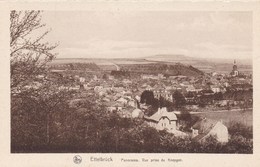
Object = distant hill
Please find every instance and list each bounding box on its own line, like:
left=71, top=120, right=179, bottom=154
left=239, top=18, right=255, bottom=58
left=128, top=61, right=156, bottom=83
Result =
left=48, top=62, right=100, bottom=71
left=146, top=54, right=196, bottom=62
left=145, top=54, right=252, bottom=74
left=48, top=55, right=252, bottom=74
left=120, top=63, right=204, bottom=77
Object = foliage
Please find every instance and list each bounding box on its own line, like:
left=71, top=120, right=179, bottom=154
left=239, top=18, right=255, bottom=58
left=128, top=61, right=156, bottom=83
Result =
left=10, top=11, right=73, bottom=151
left=10, top=11, right=58, bottom=96
left=228, top=122, right=253, bottom=139
left=223, top=89, right=253, bottom=101
left=123, top=63, right=204, bottom=76
left=140, top=90, right=155, bottom=105
left=111, top=70, right=130, bottom=78
left=172, top=91, right=186, bottom=108
left=213, top=92, right=223, bottom=101
left=12, top=98, right=253, bottom=154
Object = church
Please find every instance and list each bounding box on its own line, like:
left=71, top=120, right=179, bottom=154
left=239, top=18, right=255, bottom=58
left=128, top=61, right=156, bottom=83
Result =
left=230, top=60, right=239, bottom=77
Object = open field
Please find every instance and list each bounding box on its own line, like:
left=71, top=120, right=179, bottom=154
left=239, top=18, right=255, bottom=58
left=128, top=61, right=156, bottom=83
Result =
left=49, top=56, right=252, bottom=74
left=49, top=58, right=154, bottom=65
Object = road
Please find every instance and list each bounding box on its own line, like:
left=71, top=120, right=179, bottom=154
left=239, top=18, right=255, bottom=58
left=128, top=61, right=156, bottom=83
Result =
left=111, top=63, right=120, bottom=71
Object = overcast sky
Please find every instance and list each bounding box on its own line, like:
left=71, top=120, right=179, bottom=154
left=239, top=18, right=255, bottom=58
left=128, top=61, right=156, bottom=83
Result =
left=41, top=11, right=252, bottom=59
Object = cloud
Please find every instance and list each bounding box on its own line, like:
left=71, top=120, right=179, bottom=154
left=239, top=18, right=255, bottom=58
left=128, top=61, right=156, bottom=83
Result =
left=189, top=42, right=252, bottom=59
left=58, top=39, right=157, bottom=58
left=174, top=12, right=252, bottom=33
left=44, top=11, right=252, bottom=59
left=57, top=39, right=252, bottom=60
left=58, top=39, right=190, bottom=58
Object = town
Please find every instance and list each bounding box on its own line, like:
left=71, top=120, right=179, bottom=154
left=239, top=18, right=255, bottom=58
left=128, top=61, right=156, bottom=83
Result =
left=47, top=58, right=252, bottom=144
left=10, top=10, right=253, bottom=154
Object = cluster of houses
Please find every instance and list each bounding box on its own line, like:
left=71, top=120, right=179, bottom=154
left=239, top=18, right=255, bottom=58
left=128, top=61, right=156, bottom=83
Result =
left=143, top=107, right=228, bottom=143
left=83, top=78, right=230, bottom=143
left=52, top=60, right=252, bottom=144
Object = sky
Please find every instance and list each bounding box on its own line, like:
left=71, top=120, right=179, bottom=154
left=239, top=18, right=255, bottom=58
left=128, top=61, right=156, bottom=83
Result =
left=41, top=11, right=252, bottom=59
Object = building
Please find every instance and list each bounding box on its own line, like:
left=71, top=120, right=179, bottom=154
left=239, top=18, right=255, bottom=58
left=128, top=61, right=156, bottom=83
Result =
left=210, top=85, right=221, bottom=93
left=144, top=107, right=178, bottom=131
left=230, top=60, right=239, bottom=77
left=153, top=89, right=173, bottom=101
left=191, top=118, right=228, bottom=143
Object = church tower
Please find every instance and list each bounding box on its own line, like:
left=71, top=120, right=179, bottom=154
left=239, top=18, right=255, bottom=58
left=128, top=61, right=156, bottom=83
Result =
left=231, top=59, right=239, bottom=76
left=233, top=60, right=237, bottom=71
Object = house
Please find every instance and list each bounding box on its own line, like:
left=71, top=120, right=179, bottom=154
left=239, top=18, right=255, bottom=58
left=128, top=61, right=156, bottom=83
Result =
left=144, top=107, right=178, bottom=131
left=94, top=86, right=103, bottom=92
left=128, top=99, right=137, bottom=108
left=79, top=77, right=86, bottom=83
left=106, top=101, right=124, bottom=113
left=135, top=95, right=141, bottom=102
left=186, top=85, right=196, bottom=92
left=108, top=75, right=115, bottom=80
left=116, top=97, right=128, bottom=104
left=215, top=100, right=229, bottom=107
left=194, top=85, right=203, bottom=93
left=230, top=60, right=239, bottom=77
left=191, top=118, right=228, bottom=143
left=210, top=85, right=221, bottom=93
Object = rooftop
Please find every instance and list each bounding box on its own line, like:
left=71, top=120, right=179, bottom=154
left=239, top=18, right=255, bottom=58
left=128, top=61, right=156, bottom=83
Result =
left=144, top=107, right=177, bottom=122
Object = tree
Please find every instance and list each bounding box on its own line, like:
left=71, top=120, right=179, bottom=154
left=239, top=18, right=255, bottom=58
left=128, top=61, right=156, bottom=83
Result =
left=10, top=10, right=58, bottom=96
left=214, top=92, right=223, bottom=101
left=10, top=11, right=75, bottom=152
left=172, top=91, right=186, bottom=108
left=140, top=90, right=155, bottom=105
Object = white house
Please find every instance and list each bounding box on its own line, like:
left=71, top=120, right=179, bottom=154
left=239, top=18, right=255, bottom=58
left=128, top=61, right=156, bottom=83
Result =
left=144, top=107, right=178, bottom=131
left=186, top=85, right=196, bottom=92
left=94, top=86, right=103, bottom=92
left=191, top=118, right=228, bottom=143
left=79, top=77, right=86, bottom=83
left=116, top=97, right=128, bottom=104
left=210, top=85, right=221, bottom=93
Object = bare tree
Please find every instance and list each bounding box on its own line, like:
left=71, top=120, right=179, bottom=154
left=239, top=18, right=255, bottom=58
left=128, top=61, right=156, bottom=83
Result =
left=10, top=11, right=75, bottom=149
left=10, top=10, right=58, bottom=96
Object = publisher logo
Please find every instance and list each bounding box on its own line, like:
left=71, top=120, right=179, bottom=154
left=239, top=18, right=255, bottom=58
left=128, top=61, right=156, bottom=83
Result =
left=73, top=155, right=82, bottom=164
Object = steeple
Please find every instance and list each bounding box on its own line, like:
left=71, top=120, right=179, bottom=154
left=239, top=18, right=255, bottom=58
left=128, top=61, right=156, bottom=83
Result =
left=233, top=60, right=237, bottom=71
left=231, top=59, right=238, bottom=76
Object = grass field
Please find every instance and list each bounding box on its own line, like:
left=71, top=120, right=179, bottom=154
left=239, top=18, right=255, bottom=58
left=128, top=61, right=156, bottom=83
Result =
left=191, top=109, right=253, bottom=128
left=49, top=57, right=252, bottom=74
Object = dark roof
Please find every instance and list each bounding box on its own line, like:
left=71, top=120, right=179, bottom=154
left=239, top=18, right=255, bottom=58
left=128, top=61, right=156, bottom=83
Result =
left=192, top=118, right=218, bottom=133
left=192, top=118, right=218, bottom=141
left=144, top=107, right=177, bottom=122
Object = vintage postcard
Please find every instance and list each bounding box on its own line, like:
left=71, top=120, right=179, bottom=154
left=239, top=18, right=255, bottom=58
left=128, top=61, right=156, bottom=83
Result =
left=0, top=0, right=260, bottom=167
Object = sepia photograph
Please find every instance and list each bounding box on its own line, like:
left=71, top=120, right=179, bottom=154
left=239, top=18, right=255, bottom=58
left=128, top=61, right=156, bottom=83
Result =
left=10, top=9, right=253, bottom=154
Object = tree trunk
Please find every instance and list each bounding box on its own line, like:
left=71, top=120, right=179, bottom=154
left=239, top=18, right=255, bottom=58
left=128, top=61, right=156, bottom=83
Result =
left=46, top=113, right=50, bottom=145
left=115, top=128, right=118, bottom=152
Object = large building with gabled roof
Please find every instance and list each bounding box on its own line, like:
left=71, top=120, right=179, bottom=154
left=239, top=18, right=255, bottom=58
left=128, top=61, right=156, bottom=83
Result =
left=144, top=107, right=178, bottom=131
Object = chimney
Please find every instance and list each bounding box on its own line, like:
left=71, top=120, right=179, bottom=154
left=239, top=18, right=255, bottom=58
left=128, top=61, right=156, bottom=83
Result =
left=157, top=107, right=161, bottom=115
